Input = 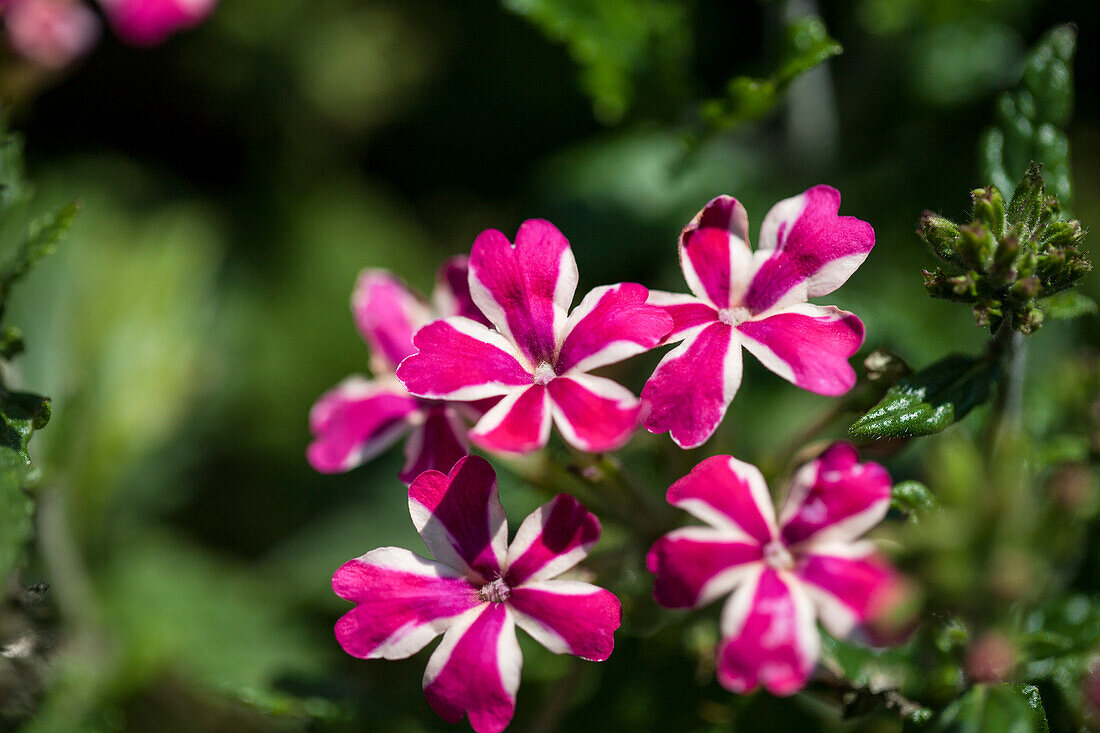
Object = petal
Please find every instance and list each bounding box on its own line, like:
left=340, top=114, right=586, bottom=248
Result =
left=504, top=494, right=601, bottom=586
left=469, top=219, right=578, bottom=366
left=647, top=526, right=764, bottom=609
left=779, top=442, right=892, bottom=547
left=423, top=603, right=521, bottom=733
left=665, top=455, right=777, bottom=545
left=737, top=303, right=864, bottom=396
left=469, top=385, right=552, bottom=454
left=679, top=195, right=754, bottom=309
left=352, top=270, right=430, bottom=372
left=307, top=376, right=418, bottom=473
left=641, top=322, right=742, bottom=449
left=332, top=548, right=480, bottom=660
left=646, top=290, right=718, bottom=343
left=397, top=317, right=533, bottom=401
left=433, top=255, right=491, bottom=326
left=795, top=544, right=898, bottom=638
left=744, top=185, right=875, bottom=313
left=547, top=374, right=641, bottom=453
left=508, top=580, right=620, bottom=661
left=400, top=405, right=470, bottom=484
left=555, top=283, right=673, bottom=374
left=716, top=568, right=820, bottom=696
left=409, top=456, right=509, bottom=582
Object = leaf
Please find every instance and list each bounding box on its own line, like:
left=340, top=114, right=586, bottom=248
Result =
left=0, top=386, right=50, bottom=581
left=980, top=24, right=1076, bottom=203
left=929, top=684, right=1049, bottom=733
left=892, top=481, right=936, bottom=523
left=0, top=200, right=81, bottom=314
left=1039, top=291, right=1097, bottom=320
left=700, top=15, right=842, bottom=131
left=849, top=355, right=1000, bottom=440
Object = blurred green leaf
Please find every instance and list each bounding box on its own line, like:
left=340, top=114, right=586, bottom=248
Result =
left=850, top=355, right=1000, bottom=440
left=892, top=480, right=937, bottom=522
left=929, top=683, right=1049, bottom=732
left=700, top=15, right=841, bottom=131
left=0, top=387, right=49, bottom=581
left=980, top=24, right=1076, bottom=203
left=1039, top=291, right=1097, bottom=321
left=0, top=202, right=80, bottom=316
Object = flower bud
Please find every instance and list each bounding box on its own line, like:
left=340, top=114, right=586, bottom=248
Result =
left=965, top=632, right=1016, bottom=683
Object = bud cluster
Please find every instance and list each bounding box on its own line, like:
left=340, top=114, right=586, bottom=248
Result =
left=920, top=163, right=1090, bottom=334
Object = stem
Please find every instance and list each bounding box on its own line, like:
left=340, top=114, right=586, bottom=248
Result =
left=817, top=656, right=930, bottom=722
left=987, top=321, right=1028, bottom=455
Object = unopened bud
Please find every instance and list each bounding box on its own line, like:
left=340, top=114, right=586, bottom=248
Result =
left=966, top=632, right=1016, bottom=683
left=919, top=211, right=961, bottom=262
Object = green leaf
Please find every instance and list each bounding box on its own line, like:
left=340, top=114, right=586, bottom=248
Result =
left=0, top=200, right=80, bottom=315
left=0, top=386, right=50, bottom=581
left=1039, top=291, right=1097, bottom=320
left=892, top=481, right=937, bottom=522
left=929, top=684, right=1049, bottom=733
left=981, top=25, right=1076, bottom=203
left=700, top=14, right=841, bottom=131
left=850, top=355, right=1000, bottom=440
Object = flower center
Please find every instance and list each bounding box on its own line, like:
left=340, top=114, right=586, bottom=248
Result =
left=532, top=361, right=556, bottom=386
left=717, top=306, right=752, bottom=326
left=478, top=578, right=511, bottom=604
left=762, top=541, right=795, bottom=571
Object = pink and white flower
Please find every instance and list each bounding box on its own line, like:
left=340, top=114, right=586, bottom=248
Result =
left=2, top=0, right=99, bottom=69
left=308, top=257, right=493, bottom=484
left=333, top=455, right=621, bottom=733
left=647, top=443, right=898, bottom=696
left=397, top=219, right=673, bottom=454
left=96, top=0, right=216, bottom=46
left=642, top=188, right=874, bottom=448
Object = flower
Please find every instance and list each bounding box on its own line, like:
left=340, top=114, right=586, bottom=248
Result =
left=308, top=257, right=494, bottom=484
left=2, top=0, right=99, bottom=69
left=96, top=0, right=216, bottom=46
left=397, top=219, right=673, bottom=454
left=647, top=443, right=897, bottom=695
left=333, top=455, right=621, bottom=733
left=642, top=189, right=874, bottom=448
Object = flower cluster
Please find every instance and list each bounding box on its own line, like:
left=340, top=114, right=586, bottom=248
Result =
left=322, top=187, right=899, bottom=731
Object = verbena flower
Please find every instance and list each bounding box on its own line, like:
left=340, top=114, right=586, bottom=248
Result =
left=333, top=455, right=621, bottom=733
left=642, top=189, right=874, bottom=448
left=397, top=219, right=672, bottom=453
left=2, top=0, right=99, bottom=69
left=648, top=443, right=897, bottom=695
left=308, top=258, right=493, bottom=483
left=96, top=0, right=216, bottom=46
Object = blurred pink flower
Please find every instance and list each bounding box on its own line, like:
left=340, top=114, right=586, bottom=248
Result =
left=333, top=456, right=620, bottom=733
left=2, top=0, right=99, bottom=69
left=96, top=0, right=215, bottom=46
left=648, top=443, right=899, bottom=695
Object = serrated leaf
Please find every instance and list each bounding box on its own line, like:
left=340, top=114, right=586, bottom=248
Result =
left=929, top=684, right=1049, bottom=733
left=0, top=387, right=49, bottom=581
left=0, top=200, right=80, bottom=314
left=850, top=355, right=1000, bottom=440
left=1040, top=291, right=1097, bottom=320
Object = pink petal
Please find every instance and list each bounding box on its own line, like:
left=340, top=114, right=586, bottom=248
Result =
left=434, top=255, right=491, bottom=326
left=423, top=603, right=521, bottom=733
left=400, top=406, right=470, bottom=485
left=547, top=374, right=640, bottom=453
left=744, top=186, right=875, bottom=313
left=351, top=269, right=430, bottom=373
left=646, top=290, right=719, bottom=343
left=4, top=0, right=100, bottom=70
left=307, top=377, right=418, bottom=473
left=679, top=196, right=754, bottom=309
left=737, top=303, right=864, bottom=396
left=469, top=385, right=551, bottom=454
left=796, top=544, right=898, bottom=638
left=409, top=456, right=509, bottom=582
left=665, top=455, right=777, bottom=545
left=779, top=442, right=892, bottom=547
left=641, top=322, right=741, bottom=449
left=647, top=526, right=763, bottom=609
left=397, top=317, right=533, bottom=401
left=504, top=494, right=601, bottom=585
left=508, top=580, right=620, bottom=661
left=469, top=219, right=578, bottom=366
left=98, top=0, right=215, bottom=46
left=555, top=283, right=672, bottom=373
left=333, top=548, right=480, bottom=660
left=716, top=568, right=820, bottom=696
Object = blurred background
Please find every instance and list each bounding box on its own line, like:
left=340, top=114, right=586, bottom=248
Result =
left=1, top=0, right=1099, bottom=730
